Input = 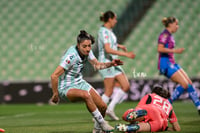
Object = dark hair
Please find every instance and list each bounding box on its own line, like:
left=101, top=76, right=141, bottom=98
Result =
left=162, top=17, right=177, bottom=27
left=152, top=84, right=171, bottom=98
left=100, top=10, right=115, bottom=22
left=77, top=30, right=95, bottom=44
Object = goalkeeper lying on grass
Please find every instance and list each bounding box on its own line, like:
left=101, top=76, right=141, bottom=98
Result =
left=115, top=84, right=181, bottom=132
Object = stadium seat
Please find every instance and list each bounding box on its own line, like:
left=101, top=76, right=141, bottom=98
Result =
left=122, top=0, right=200, bottom=78
left=0, top=0, right=131, bottom=81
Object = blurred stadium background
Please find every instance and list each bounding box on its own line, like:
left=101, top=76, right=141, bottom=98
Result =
left=0, top=0, right=199, bottom=104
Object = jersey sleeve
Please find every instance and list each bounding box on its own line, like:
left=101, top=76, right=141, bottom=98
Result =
left=169, top=110, right=178, bottom=123
left=137, top=94, right=149, bottom=106
left=158, top=33, right=168, bottom=45
left=101, top=30, right=111, bottom=44
left=88, top=50, right=96, bottom=60
left=59, top=53, right=75, bottom=70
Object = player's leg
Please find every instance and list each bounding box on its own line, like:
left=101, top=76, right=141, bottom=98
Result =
left=170, top=67, right=200, bottom=112
left=102, top=77, right=120, bottom=120
left=167, top=64, right=189, bottom=103
left=90, top=88, right=114, bottom=133
left=90, top=88, right=107, bottom=117
left=67, top=88, right=113, bottom=132
left=137, top=123, right=151, bottom=132
left=116, top=108, right=147, bottom=132
left=67, top=88, right=98, bottom=112
left=102, top=77, right=115, bottom=104
left=179, top=69, right=200, bottom=111
left=115, top=73, right=130, bottom=93
left=115, top=123, right=140, bottom=132
left=99, top=67, right=115, bottom=105
left=179, top=69, right=192, bottom=84
left=141, top=105, right=165, bottom=132
left=106, top=73, right=129, bottom=120
left=122, top=108, right=147, bottom=122
left=116, top=118, right=160, bottom=132
left=113, top=73, right=129, bottom=104
left=116, top=108, right=162, bottom=132
left=116, top=122, right=157, bottom=132
left=170, top=70, right=188, bottom=102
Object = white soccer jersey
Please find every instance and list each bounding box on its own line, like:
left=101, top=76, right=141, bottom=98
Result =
left=58, top=45, right=95, bottom=89
left=97, top=26, right=118, bottom=62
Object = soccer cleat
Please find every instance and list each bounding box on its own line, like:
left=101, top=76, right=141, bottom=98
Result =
left=126, top=109, right=147, bottom=121
left=115, top=123, right=139, bottom=132
left=93, top=119, right=102, bottom=133
left=100, top=121, right=114, bottom=132
left=106, top=110, right=119, bottom=121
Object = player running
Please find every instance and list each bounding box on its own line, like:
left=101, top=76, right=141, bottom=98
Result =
left=50, top=30, right=123, bottom=132
left=157, top=17, right=200, bottom=114
left=97, top=10, right=135, bottom=120
left=115, top=84, right=181, bottom=132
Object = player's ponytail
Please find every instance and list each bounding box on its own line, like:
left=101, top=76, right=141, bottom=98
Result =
left=77, top=30, right=95, bottom=44
left=162, top=16, right=177, bottom=27
left=162, top=17, right=168, bottom=27
left=100, top=12, right=104, bottom=22
left=99, top=10, right=115, bottom=22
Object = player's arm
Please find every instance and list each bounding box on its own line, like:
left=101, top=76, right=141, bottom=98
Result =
left=157, top=44, right=184, bottom=54
left=167, top=110, right=181, bottom=131
left=117, top=44, right=127, bottom=51
left=89, top=58, right=123, bottom=70
left=105, top=43, right=135, bottom=59
left=50, top=66, right=65, bottom=103
left=167, top=121, right=181, bottom=131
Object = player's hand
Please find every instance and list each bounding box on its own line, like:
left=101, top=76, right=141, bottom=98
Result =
left=174, top=48, right=184, bottom=54
left=112, top=59, right=123, bottom=66
left=126, top=52, right=135, bottom=59
left=51, top=93, right=60, bottom=104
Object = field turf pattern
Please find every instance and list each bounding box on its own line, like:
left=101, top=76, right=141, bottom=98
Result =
left=0, top=101, right=200, bottom=133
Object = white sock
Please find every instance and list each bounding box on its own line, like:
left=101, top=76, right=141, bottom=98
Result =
left=108, top=89, right=126, bottom=111
left=92, top=108, right=104, bottom=124
left=94, top=119, right=101, bottom=129
left=102, top=94, right=110, bottom=104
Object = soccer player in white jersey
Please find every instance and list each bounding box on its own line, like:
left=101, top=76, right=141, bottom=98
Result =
left=97, top=10, right=135, bottom=120
left=51, top=30, right=123, bottom=132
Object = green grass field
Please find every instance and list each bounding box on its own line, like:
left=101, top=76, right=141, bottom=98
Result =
left=0, top=101, right=200, bottom=133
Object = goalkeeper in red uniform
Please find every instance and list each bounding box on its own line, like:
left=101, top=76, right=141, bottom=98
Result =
left=115, top=85, right=181, bottom=132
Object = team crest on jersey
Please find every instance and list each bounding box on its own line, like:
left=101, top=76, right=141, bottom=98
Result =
left=66, top=60, right=70, bottom=64
left=65, top=55, right=74, bottom=64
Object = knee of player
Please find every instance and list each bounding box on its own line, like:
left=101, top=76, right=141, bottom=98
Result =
left=81, top=91, right=92, bottom=100
left=180, top=83, right=189, bottom=89
left=122, top=84, right=130, bottom=92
